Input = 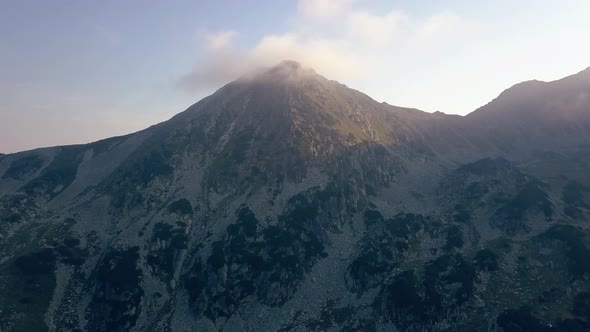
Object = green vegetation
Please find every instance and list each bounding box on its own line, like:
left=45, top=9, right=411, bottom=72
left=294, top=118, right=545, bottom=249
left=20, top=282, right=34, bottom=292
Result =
left=0, top=194, right=38, bottom=224
left=56, top=236, right=87, bottom=266
left=107, top=146, right=174, bottom=209
left=304, top=300, right=360, bottom=331
left=348, top=238, right=397, bottom=292
left=458, top=157, right=512, bottom=176
left=376, top=254, right=476, bottom=330
left=284, top=182, right=360, bottom=232
left=2, top=154, right=44, bottom=180
left=562, top=180, right=589, bottom=219
left=348, top=213, right=444, bottom=293
left=166, top=198, right=194, bottom=216
left=147, top=222, right=188, bottom=279
left=563, top=181, right=588, bottom=206
left=424, top=254, right=475, bottom=306
left=463, top=181, right=490, bottom=199
left=444, top=225, right=464, bottom=250
left=0, top=249, right=57, bottom=332
left=496, top=290, right=590, bottom=330
left=127, top=150, right=174, bottom=187
left=384, top=213, right=424, bottom=239
left=234, top=204, right=258, bottom=236
left=186, top=203, right=327, bottom=320
left=184, top=260, right=206, bottom=313
left=0, top=219, right=82, bottom=331
left=88, top=247, right=143, bottom=331
left=496, top=306, right=552, bottom=332
left=453, top=204, right=471, bottom=223
left=493, top=181, right=553, bottom=234
left=20, top=146, right=84, bottom=199
left=540, top=225, right=590, bottom=279
left=62, top=236, right=80, bottom=247
left=573, top=292, right=590, bottom=320
left=381, top=270, right=423, bottom=324
left=473, top=248, right=499, bottom=271
left=207, top=128, right=256, bottom=190
left=207, top=240, right=226, bottom=270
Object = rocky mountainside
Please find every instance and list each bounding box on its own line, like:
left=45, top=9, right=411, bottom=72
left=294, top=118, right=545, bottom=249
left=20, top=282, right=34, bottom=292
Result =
left=463, top=67, right=590, bottom=154
left=1, top=61, right=590, bottom=332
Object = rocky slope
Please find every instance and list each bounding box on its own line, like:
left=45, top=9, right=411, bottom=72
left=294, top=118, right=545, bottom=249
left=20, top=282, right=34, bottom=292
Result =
left=0, top=61, right=589, bottom=332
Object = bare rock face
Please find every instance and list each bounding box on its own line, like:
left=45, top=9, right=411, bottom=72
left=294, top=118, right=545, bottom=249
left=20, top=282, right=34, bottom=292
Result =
left=1, top=61, right=590, bottom=332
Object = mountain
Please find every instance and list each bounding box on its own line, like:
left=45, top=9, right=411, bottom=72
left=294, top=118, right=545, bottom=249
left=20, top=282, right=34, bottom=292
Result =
left=470, top=67, right=590, bottom=124
left=462, top=67, right=590, bottom=155
left=1, top=61, right=590, bottom=332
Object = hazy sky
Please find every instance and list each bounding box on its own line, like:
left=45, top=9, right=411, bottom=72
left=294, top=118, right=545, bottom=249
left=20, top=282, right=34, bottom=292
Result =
left=1, top=0, right=590, bottom=153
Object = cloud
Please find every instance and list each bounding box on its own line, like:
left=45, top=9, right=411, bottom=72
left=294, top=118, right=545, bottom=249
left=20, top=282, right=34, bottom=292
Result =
left=249, top=34, right=366, bottom=78
left=297, top=0, right=356, bottom=19
left=178, top=32, right=366, bottom=91
left=347, top=10, right=409, bottom=47
left=178, top=2, right=477, bottom=95
left=204, top=30, right=237, bottom=50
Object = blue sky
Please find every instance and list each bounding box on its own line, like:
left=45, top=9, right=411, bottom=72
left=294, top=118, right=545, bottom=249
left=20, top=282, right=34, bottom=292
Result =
left=1, top=0, right=590, bottom=153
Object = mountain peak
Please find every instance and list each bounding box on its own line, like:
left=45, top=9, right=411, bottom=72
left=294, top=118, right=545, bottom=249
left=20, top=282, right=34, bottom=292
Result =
left=274, top=59, right=304, bottom=70
left=238, top=60, right=319, bottom=85
left=467, top=65, right=590, bottom=127
left=266, top=60, right=315, bottom=78
left=574, top=66, right=590, bottom=82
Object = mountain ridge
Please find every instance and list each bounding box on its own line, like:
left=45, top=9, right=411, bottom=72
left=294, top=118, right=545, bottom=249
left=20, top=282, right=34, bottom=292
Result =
left=1, top=61, right=590, bottom=332
left=3, top=61, right=589, bottom=156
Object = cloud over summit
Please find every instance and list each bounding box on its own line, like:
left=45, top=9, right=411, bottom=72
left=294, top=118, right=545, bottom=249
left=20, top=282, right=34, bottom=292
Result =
left=177, top=0, right=474, bottom=98
left=178, top=0, right=590, bottom=115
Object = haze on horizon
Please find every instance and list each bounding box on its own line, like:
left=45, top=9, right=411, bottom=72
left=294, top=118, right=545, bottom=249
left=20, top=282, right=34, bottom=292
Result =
left=1, top=0, right=590, bottom=153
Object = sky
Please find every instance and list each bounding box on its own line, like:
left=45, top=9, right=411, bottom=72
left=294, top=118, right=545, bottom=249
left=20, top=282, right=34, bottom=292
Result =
left=1, top=0, right=590, bottom=153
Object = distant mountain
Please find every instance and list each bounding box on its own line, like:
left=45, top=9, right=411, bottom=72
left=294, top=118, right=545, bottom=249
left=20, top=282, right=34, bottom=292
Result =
left=1, top=61, right=589, bottom=332
left=470, top=67, right=590, bottom=122
left=464, top=67, right=590, bottom=153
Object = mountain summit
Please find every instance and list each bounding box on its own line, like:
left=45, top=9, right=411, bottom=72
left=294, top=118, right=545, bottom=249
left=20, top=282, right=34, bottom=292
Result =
left=156, top=60, right=438, bottom=190
left=464, top=66, right=590, bottom=153
left=241, top=60, right=317, bottom=83
left=1, top=63, right=590, bottom=331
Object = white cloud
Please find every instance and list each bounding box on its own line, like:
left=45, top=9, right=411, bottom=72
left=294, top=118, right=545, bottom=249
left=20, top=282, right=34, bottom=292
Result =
left=179, top=0, right=590, bottom=115
left=178, top=32, right=366, bottom=91
left=204, top=30, right=237, bottom=50
left=178, top=2, right=473, bottom=95
left=297, top=0, right=356, bottom=20
left=418, top=13, right=462, bottom=37
left=347, top=10, right=409, bottom=47
left=249, top=34, right=366, bottom=78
